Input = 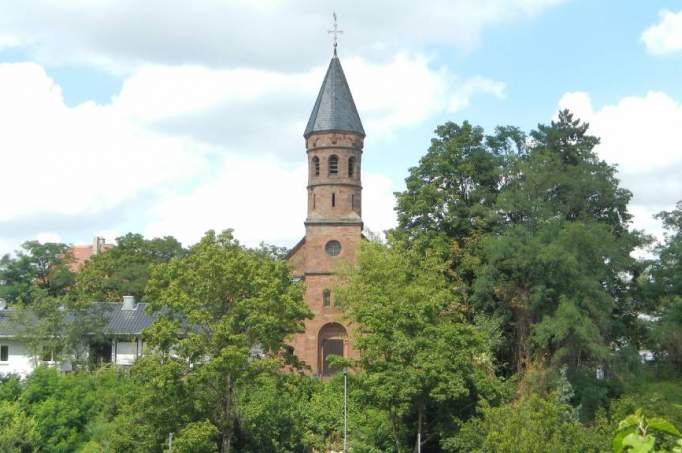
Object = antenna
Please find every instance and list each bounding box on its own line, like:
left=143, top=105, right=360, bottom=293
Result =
left=328, top=12, right=344, bottom=56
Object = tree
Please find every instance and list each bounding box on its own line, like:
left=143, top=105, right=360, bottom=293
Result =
left=10, top=289, right=108, bottom=371
left=482, top=111, right=640, bottom=374
left=392, top=112, right=643, bottom=380
left=143, top=230, right=310, bottom=453
left=0, top=241, right=75, bottom=305
left=392, top=121, right=523, bottom=259
left=448, top=394, right=604, bottom=453
left=18, top=367, right=100, bottom=453
left=0, top=400, right=39, bottom=452
left=75, top=233, right=185, bottom=303
left=337, top=241, right=504, bottom=452
left=647, top=201, right=682, bottom=373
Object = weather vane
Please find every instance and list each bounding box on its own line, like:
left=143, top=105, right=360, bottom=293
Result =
left=328, top=12, right=343, bottom=56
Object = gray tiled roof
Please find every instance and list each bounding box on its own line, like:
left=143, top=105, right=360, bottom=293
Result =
left=0, top=310, right=27, bottom=337
left=0, top=303, right=157, bottom=337
left=304, top=55, right=365, bottom=138
left=102, top=303, right=156, bottom=335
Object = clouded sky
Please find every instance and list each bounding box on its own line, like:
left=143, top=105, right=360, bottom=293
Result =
left=0, top=0, right=680, bottom=253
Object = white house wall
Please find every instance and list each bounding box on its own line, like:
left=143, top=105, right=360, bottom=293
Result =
left=0, top=337, right=146, bottom=377
left=0, top=339, right=37, bottom=377
left=114, top=339, right=143, bottom=365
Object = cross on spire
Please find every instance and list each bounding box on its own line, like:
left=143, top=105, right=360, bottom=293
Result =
left=328, top=12, right=343, bottom=56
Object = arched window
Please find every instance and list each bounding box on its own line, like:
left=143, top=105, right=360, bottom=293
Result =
left=312, top=156, right=320, bottom=176
left=323, top=289, right=331, bottom=307
left=319, top=323, right=347, bottom=376
left=348, top=157, right=355, bottom=177
left=328, top=155, right=338, bottom=175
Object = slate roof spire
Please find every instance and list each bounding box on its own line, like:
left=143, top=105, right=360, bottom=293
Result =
left=303, top=53, right=365, bottom=138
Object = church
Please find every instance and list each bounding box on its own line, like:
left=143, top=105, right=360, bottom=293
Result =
left=287, top=45, right=365, bottom=377
left=0, top=42, right=367, bottom=379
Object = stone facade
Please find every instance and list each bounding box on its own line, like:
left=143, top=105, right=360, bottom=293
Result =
left=288, top=131, right=364, bottom=376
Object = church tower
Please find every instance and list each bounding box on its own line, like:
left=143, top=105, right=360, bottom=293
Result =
left=287, top=44, right=365, bottom=376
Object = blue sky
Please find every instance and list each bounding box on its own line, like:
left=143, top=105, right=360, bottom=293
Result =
left=0, top=0, right=680, bottom=253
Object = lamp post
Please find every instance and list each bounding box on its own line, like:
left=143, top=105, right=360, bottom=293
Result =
left=343, top=367, right=348, bottom=453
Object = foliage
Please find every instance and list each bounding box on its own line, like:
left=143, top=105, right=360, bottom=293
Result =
left=448, top=394, right=605, bottom=453
left=338, top=241, right=504, bottom=452
left=172, top=420, right=219, bottom=453
left=10, top=289, right=108, bottom=370
left=613, top=409, right=682, bottom=453
left=0, top=241, right=75, bottom=305
left=645, top=202, right=682, bottom=373
left=75, top=233, right=186, bottom=302
left=0, top=112, right=680, bottom=451
left=0, top=400, right=39, bottom=452
left=392, top=112, right=644, bottom=414
left=143, top=229, right=310, bottom=452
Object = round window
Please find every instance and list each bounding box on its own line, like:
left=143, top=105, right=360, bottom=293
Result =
left=325, top=240, right=341, bottom=256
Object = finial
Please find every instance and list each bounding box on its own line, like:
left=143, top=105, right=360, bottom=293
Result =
left=328, top=12, right=343, bottom=57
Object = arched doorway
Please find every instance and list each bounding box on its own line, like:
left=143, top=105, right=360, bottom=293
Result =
left=318, top=323, right=347, bottom=377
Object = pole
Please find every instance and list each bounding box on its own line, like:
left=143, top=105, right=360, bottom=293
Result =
left=343, top=368, right=348, bottom=453
left=168, top=432, right=173, bottom=453
left=417, top=406, right=422, bottom=453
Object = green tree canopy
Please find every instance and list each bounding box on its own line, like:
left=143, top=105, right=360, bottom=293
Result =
left=338, top=241, right=504, bottom=452
left=143, top=230, right=310, bottom=453
left=646, top=201, right=682, bottom=372
left=392, top=111, right=643, bottom=380
left=75, top=233, right=185, bottom=302
left=0, top=241, right=75, bottom=305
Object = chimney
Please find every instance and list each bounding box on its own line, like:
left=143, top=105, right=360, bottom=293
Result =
left=93, top=236, right=106, bottom=254
left=122, top=295, right=136, bottom=310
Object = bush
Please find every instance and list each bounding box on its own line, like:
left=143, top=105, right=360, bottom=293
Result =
left=445, top=394, right=606, bottom=452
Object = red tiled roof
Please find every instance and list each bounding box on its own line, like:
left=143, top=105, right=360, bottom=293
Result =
left=67, top=243, right=113, bottom=272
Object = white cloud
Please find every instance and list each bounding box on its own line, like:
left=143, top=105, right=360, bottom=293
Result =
left=0, top=53, right=498, bottom=252
left=642, top=10, right=682, bottom=55
left=448, top=76, right=507, bottom=112
left=558, top=91, right=682, bottom=241
left=35, top=232, right=62, bottom=244
left=143, top=156, right=397, bottom=248
left=0, top=62, right=210, bottom=243
left=111, top=54, right=504, bottom=154
left=0, top=0, right=566, bottom=72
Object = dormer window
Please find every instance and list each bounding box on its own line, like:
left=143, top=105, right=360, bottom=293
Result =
left=312, top=156, right=320, bottom=176
left=328, top=155, right=338, bottom=176
left=348, top=157, right=355, bottom=177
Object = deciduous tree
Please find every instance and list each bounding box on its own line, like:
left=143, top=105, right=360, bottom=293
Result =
left=144, top=230, right=310, bottom=453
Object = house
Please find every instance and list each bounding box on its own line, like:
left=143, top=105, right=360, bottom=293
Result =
left=67, top=236, right=113, bottom=272
left=0, top=296, right=155, bottom=376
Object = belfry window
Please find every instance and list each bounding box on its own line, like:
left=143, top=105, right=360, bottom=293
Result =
left=328, top=155, right=338, bottom=175
left=312, top=156, right=320, bottom=176
left=323, top=289, right=331, bottom=307
left=348, top=157, right=355, bottom=177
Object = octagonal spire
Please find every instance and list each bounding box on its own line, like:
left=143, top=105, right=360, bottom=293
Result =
left=304, top=55, right=365, bottom=138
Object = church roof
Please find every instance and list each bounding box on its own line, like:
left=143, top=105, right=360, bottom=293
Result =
left=304, top=55, right=365, bottom=138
